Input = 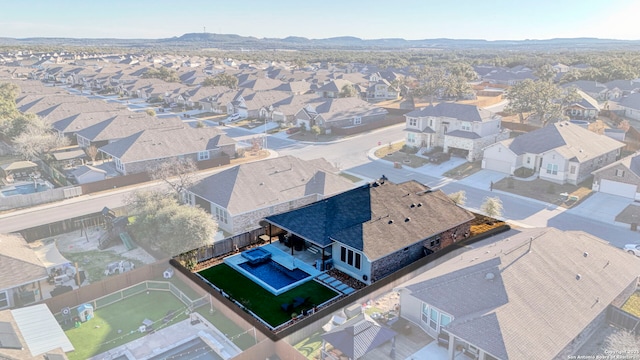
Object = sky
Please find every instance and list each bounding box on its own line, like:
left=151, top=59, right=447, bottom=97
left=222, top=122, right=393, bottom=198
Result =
left=2, top=0, right=640, bottom=41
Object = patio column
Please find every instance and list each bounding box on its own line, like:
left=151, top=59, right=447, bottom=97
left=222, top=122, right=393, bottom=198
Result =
left=448, top=333, right=456, bottom=360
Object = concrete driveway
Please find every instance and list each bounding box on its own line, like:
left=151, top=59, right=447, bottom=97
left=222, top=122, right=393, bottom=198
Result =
left=566, top=192, right=634, bottom=226
left=457, top=169, right=508, bottom=191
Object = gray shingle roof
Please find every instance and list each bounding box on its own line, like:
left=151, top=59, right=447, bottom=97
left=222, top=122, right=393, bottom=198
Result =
left=507, top=122, right=624, bottom=161
left=562, top=80, right=607, bottom=94
left=266, top=180, right=474, bottom=258
left=98, top=126, right=235, bottom=163
left=619, top=93, right=640, bottom=111
left=405, top=103, right=493, bottom=122
left=75, top=113, right=183, bottom=142
left=306, top=98, right=388, bottom=122
left=446, top=130, right=480, bottom=139
left=0, top=234, right=48, bottom=290
left=401, top=227, right=640, bottom=360
left=188, top=156, right=354, bottom=215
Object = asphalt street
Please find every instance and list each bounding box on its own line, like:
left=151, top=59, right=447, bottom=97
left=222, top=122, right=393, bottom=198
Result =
left=1, top=120, right=636, bottom=249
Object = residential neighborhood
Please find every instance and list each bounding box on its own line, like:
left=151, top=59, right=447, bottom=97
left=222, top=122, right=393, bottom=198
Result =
left=1, top=11, right=640, bottom=360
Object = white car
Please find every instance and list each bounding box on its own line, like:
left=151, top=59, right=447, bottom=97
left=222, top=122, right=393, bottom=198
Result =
left=624, top=244, right=640, bottom=256
left=227, top=113, right=241, bottom=122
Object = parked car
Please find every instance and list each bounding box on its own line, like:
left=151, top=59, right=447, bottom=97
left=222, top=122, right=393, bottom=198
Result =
left=227, top=113, right=241, bottom=122
left=624, top=244, right=640, bottom=256
left=429, top=152, right=451, bottom=164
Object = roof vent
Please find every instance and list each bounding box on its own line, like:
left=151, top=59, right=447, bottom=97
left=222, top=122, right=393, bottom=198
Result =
left=259, top=182, right=264, bottom=186
left=388, top=220, right=394, bottom=224
left=583, top=251, right=589, bottom=258
left=485, top=272, right=495, bottom=281
left=417, top=202, right=423, bottom=207
left=576, top=274, right=582, bottom=280
left=404, top=217, right=411, bottom=222
left=410, top=203, right=416, bottom=208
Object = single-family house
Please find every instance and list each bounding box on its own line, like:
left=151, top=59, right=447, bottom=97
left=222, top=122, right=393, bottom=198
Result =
left=404, top=103, right=509, bottom=161
left=561, top=80, right=610, bottom=101
left=0, top=234, right=48, bottom=310
left=617, top=93, right=640, bottom=121
left=316, top=79, right=355, bottom=98
left=565, top=90, right=600, bottom=121
left=0, top=304, right=75, bottom=359
left=482, top=122, right=624, bottom=185
left=366, top=79, right=399, bottom=101
left=98, top=126, right=236, bottom=175
left=396, top=227, right=640, bottom=360
left=185, top=156, right=355, bottom=235
left=294, top=97, right=388, bottom=133
left=605, top=80, right=640, bottom=98
left=264, top=179, right=475, bottom=285
left=69, top=164, right=108, bottom=184
left=592, top=151, right=640, bottom=200
left=75, top=113, right=183, bottom=149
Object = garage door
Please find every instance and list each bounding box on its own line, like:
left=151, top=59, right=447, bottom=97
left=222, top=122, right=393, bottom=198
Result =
left=600, top=179, right=637, bottom=199
left=483, top=158, right=512, bottom=174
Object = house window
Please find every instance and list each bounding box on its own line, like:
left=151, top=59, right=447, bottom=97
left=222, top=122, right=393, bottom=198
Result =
left=0, top=291, right=8, bottom=309
left=407, top=133, right=416, bottom=144
left=353, top=116, right=362, bottom=125
left=215, top=206, right=228, bottom=224
left=340, top=246, right=361, bottom=270
left=409, top=118, right=417, bottom=127
left=429, top=119, right=434, bottom=127
left=526, top=157, right=531, bottom=164
left=546, top=164, right=558, bottom=175
left=114, top=158, right=124, bottom=172
left=429, top=307, right=439, bottom=330
left=421, top=303, right=430, bottom=324
left=461, top=122, right=471, bottom=131
left=616, top=169, right=626, bottom=177
left=441, top=313, right=452, bottom=327
left=570, top=165, right=576, bottom=174
left=198, top=151, right=210, bottom=161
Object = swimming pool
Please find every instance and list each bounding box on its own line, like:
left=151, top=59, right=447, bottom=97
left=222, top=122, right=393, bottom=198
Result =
left=223, top=245, right=320, bottom=295
left=1, top=182, right=52, bottom=197
left=147, top=337, right=222, bottom=360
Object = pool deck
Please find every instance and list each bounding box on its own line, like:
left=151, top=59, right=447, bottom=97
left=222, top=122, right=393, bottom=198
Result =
left=89, top=313, right=242, bottom=360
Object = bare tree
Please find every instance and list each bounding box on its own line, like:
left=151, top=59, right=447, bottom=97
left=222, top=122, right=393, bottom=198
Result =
left=148, top=157, right=198, bottom=196
left=12, top=118, right=69, bottom=160
left=481, top=196, right=503, bottom=219
left=604, top=330, right=640, bottom=354
left=84, top=145, right=98, bottom=163
left=448, top=190, right=467, bottom=206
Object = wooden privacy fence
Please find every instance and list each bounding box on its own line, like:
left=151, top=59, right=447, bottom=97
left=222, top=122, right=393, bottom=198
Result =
left=194, top=228, right=265, bottom=262
left=607, top=305, right=640, bottom=333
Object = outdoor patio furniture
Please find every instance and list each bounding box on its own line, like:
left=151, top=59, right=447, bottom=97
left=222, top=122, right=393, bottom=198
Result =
left=281, top=303, right=293, bottom=312
left=437, top=332, right=450, bottom=348
left=292, top=296, right=310, bottom=308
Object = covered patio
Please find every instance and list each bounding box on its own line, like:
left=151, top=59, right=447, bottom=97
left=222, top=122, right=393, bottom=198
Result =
left=1, top=160, right=39, bottom=183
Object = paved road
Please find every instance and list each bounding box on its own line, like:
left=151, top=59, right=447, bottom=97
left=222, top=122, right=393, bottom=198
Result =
left=1, top=119, right=635, bottom=248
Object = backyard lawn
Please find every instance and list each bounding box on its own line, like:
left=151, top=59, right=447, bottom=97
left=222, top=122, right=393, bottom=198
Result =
left=64, top=291, right=188, bottom=360
left=198, top=264, right=339, bottom=327
left=493, top=177, right=593, bottom=208
left=622, top=291, right=640, bottom=318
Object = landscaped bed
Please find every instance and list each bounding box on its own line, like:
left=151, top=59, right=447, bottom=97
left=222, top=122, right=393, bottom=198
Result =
left=198, top=263, right=339, bottom=328
left=493, top=177, right=593, bottom=208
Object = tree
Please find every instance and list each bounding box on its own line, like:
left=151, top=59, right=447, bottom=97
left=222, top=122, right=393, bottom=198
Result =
left=604, top=330, right=640, bottom=354
left=148, top=157, right=198, bottom=196
left=481, top=196, right=503, bottom=219
left=534, top=64, right=556, bottom=83
left=310, top=125, right=321, bottom=139
left=505, top=79, right=536, bottom=123
left=413, top=67, right=446, bottom=105
left=448, top=190, right=466, bottom=206
left=339, top=84, right=357, bottom=98
left=202, top=73, right=238, bottom=89
left=145, top=109, right=156, bottom=117
left=505, top=79, right=579, bottom=126
left=141, top=67, right=179, bottom=82
left=12, top=117, right=69, bottom=160
left=84, top=145, right=99, bottom=163
left=442, top=75, right=472, bottom=100
left=127, top=190, right=218, bottom=257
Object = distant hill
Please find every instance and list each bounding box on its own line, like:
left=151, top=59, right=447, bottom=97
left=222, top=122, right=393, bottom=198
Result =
left=1, top=33, right=639, bottom=51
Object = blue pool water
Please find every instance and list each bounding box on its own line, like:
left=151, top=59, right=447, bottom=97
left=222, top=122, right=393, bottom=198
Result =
left=147, top=337, right=222, bottom=360
left=239, top=259, right=311, bottom=291
left=1, top=183, right=51, bottom=197
left=241, top=247, right=271, bottom=264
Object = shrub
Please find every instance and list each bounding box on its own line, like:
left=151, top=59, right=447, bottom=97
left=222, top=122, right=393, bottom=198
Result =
left=547, top=183, right=556, bottom=194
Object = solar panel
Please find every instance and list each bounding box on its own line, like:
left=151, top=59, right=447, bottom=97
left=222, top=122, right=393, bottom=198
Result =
left=0, top=322, right=22, bottom=350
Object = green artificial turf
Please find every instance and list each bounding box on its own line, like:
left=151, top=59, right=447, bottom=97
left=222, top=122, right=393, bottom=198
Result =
left=64, top=291, right=188, bottom=360
left=198, top=264, right=339, bottom=327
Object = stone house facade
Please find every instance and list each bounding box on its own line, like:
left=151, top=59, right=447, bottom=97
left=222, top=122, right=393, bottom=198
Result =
left=592, top=153, right=640, bottom=200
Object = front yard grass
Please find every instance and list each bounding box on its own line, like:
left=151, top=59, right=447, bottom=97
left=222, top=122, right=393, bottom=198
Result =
left=622, top=291, right=640, bottom=318
left=339, top=172, right=362, bottom=183
left=65, top=291, right=188, bottom=360
left=375, top=141, right=429, bottom=168
left=198, top=264, right=339, bottom=327
left=294, top=331, right=324, bottom=359
left=443, top=161, right=482, bottom=179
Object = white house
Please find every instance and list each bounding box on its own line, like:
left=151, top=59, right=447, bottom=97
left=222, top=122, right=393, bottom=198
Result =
left=404, top=103, right=509, bottom=161
left=482, top=122, right=624, bottom=185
